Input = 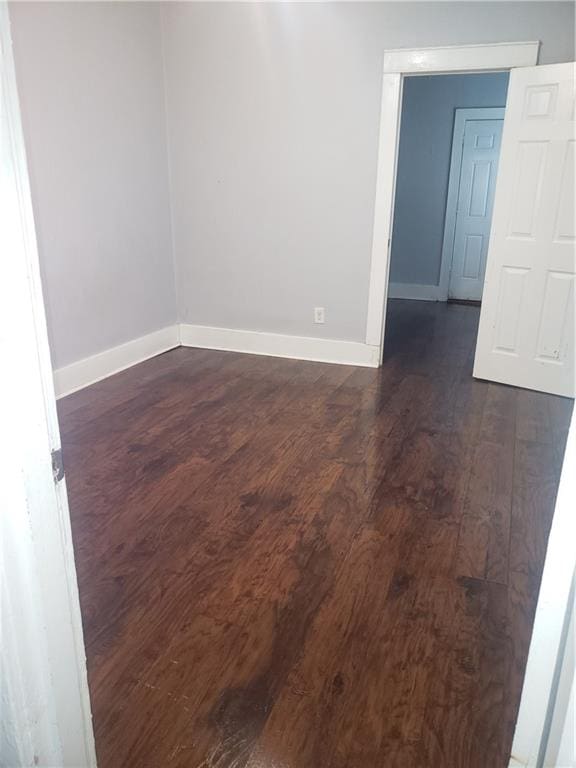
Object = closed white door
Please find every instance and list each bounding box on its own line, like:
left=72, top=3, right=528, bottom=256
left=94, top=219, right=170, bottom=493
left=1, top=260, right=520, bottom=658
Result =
left=448, top=118, right=504, bottom=301
left=474, top=62, right=575, bottom=398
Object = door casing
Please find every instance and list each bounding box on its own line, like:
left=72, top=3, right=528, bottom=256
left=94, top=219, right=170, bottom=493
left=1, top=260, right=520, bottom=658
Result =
left=365, top=41, right=540, bottom=363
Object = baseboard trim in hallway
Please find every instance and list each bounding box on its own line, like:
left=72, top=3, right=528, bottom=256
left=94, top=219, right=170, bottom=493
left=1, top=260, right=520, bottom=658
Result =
left=388, top=281, right=444, bottom=301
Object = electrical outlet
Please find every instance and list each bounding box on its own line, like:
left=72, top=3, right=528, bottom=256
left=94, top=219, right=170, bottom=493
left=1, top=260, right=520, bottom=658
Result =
left=314, top=307, right=325, bottom=324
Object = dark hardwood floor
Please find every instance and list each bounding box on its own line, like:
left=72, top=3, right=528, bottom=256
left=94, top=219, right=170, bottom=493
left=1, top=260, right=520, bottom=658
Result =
left=58, top=299, right=573, bottom=768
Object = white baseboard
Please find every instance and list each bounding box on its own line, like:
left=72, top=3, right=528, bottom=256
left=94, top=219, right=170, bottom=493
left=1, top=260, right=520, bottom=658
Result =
left=388, top=282, right=445, bottom=301
left=179, top=324, right=380, bottom=368
left=53, top=325, right=180, bottom=399
left=54, top=323, right=379, bottom=399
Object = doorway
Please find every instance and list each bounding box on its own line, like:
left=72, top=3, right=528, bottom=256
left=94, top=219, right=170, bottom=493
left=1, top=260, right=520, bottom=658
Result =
left=387, top=72, right=509, bottom=306
left=369, top=49, right=574, bottom=397
left=383, top=71, right=509, bottom=373
left=364, top=42, right=540, bottom=362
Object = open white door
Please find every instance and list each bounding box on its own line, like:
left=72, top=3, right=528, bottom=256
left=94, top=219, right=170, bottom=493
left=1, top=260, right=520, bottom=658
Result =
left=474, top=62, right=576, bottom=397
left=0, top=3, right=96, bottom=766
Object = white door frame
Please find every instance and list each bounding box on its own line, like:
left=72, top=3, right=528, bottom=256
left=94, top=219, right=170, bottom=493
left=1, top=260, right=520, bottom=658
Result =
left=365, top=41, right=540, bottom=362
left=1, top=3, right=97, bottom=765
left=439, top=106, right=505, bottom=301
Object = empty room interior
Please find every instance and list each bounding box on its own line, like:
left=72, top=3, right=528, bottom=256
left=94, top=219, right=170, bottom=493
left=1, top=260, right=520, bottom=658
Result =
left=3, top=2, right=576, bottom=768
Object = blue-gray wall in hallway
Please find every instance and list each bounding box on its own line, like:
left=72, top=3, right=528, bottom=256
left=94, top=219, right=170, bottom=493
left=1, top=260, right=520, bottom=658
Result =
left=390, top=72, right=510, bottom=289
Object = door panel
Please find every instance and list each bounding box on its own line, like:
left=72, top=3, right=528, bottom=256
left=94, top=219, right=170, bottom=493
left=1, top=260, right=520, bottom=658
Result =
left=555, top=141, right=575, bottom=241
left=463, top=234, right=483, bottom=278
left=536, top=271, right=574, bottom=362
left=508, top=142, right=547, bottom=237
left=449, top=119, right=504, bottom=300
left=474, top=62, right=576, bottom=397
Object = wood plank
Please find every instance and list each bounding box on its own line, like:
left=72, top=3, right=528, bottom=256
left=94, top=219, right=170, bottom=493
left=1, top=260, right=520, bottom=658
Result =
left=455, top=441, right=515, bottom=584
left=509, top=439, right=561, bottom=580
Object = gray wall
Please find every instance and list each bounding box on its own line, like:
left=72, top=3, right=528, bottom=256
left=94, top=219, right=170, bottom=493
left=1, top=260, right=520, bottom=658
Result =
left=10, top=2, right=176, bottom=370
left=163, top=2, right=575, bottom=343
left=10, top=2, right=576, bottom=366
left=390, top=72, right=510, bottom=288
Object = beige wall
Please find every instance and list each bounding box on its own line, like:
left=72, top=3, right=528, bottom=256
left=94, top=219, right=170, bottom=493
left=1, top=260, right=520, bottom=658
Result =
left=10, top=2, right=575, bottom=366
